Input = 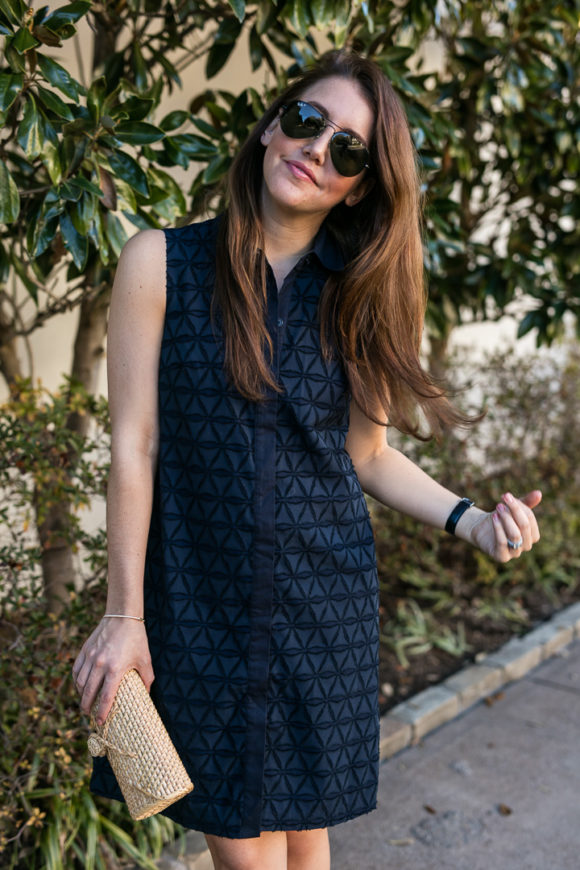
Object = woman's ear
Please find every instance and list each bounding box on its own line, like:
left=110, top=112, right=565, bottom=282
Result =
left=344, top=175, right=375, bottom=207
left=260, top=114, right=280, bottom=147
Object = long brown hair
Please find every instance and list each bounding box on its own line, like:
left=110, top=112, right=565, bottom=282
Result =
left=212, top=49, right=470, bottom=438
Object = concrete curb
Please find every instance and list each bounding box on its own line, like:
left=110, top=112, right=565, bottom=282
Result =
left=379, top=600, right=580, bottom=759
left=154, top=600, right=580, bottom=870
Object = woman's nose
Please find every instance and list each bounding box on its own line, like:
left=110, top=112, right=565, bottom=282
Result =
left=302, top=127, right=334, bottom=164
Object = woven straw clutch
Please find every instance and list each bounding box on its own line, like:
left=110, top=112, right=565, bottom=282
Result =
left=87, top=668, right=194, bottom=820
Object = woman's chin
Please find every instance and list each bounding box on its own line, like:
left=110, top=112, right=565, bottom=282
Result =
left=263, top=184, right=321, bottom=217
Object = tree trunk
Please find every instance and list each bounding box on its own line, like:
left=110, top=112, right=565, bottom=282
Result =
left=43, top=280, right=112, bottom=615
left=66, top=281, right=111, bottom=436
left=0, top=307, right=23, bottom=391
left=40, top=7, right=121, bottom=614
left=428, top=327, right=452, bottom=384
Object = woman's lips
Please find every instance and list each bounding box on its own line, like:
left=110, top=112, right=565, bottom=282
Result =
left=285, top=160, right=317, bottom=184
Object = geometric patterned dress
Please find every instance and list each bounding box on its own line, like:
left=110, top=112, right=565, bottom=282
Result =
left=89, top=214, right=380, bottom=837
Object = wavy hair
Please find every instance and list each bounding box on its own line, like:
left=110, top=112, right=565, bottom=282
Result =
left=212, top=49, right=471, bottom=437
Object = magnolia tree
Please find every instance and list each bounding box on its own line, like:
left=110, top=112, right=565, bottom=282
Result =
left=0, top=0, right=577, bottom=610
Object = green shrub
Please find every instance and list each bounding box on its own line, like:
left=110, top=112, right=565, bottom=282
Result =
left=0, top=587, right=187, bottom=869
left=0, top=381, right=185, bottom=869
left=0, top=377, right=110, bottom=605
left=374, top=342, right=580, bottom=665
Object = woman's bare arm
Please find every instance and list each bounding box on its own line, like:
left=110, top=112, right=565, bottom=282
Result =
left=72, top=228, right=166, bottom=724
left=344, top=397, right=541, bottom=562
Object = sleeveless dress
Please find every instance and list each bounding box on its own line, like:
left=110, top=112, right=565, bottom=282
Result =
left=90, top=215, right=380, bottom=838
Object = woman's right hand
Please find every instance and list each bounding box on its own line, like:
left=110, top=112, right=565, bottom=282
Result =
left=72, top=617, right=155, bottom=726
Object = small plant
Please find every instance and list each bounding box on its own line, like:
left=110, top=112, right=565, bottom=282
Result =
left=380, top=598, right=473, bottom=668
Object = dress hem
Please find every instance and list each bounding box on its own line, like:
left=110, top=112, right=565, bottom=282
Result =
left=89, top=783, right=378, bottom=839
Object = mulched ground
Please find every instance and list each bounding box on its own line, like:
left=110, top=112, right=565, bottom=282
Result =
left=378, top=583, right=580, bottom=715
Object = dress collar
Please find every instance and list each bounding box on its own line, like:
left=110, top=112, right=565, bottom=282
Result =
left=309, top=220, right=347, bottom=272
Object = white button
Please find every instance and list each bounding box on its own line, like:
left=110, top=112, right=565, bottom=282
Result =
left=277, top=318, right=284, bottom=327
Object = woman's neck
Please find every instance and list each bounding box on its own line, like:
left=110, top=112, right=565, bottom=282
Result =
left=260, top=191, right=326, bottom=268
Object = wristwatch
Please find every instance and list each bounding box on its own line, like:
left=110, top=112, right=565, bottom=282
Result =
left=445, top=497, right=475, bottom=535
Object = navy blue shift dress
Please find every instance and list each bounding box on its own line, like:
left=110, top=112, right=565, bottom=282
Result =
left=90, top=214, right=380, bottom=838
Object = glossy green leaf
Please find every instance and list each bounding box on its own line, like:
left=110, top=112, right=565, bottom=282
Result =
left=0, top=71, right=23, bottom=111
left=40, top=124, right=62, bottom=184
left=42, top=1, right=90, bottom=31
left=87, top=209, right=109, bottom=265
left=60, top=179, right=83, bottom=201
left=60, top=211, right=88, bottom=270
left=0, top=163, right=20, bottom=223
left=154, top=51, right=182, bottom=87
left=115, top=95, right=154, bottom=122
left=206, top=42, right=236, bottom=79
left=71, top=191, right=97, bottom=234
left=310, top=0, right=333, bottom=27
left=256, top=0, right=277, bottom=34
left=457, top=37, right=498, bottom=61
left=3, top=41, right=26, bottom=72
left=35, top=84, right=74, bottom=119
left=122, top=208, right=160, bottom=231
left=191, top=116, right=221, bottom=140
left=107, top=149, right=149, bottom=197
left=113, top=177, right=137, bottom=211
left=12, top=250, right=40, bottom=301
left=147, top=167, right=186, bottom=211
left=205, top=19, right=243, bottom=78
left=68, top=176, right=104, bottom=198
left=202, top=153, right=231, bottom=184
left=171, top=133, right=217, bottom=158
left=37, top=53, right=82, bottom=100
left=227, top=0, right=246, bottom=22
left=289, top=0, right=310, bottom=37
left=114, top=121, right=164, bottom=145
left=12, top=25, right=39, bottom=53
left=87, top=76, right=106, bottom=121
left=205, top=101, right=229, bottom=124
left=159, top=110, right=189, bottom=132
left=105, top=212, right=128, bottom=257
left=17, top=94, right=45, bottom=158
left=132, top=41, right=148, bottom=91
left=161, top=137, right=188, bottom=168
left=332, top=0, right=350, bottom=48
left=249, top=25, right=263, bottom=71
left=0, top=0, right=27, bottom=28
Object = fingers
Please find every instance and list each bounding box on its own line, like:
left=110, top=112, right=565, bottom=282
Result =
left=92, top=671, right=125, bottom=725
left=519, top=489, right=542, bottom=510
left=72, top=621, right=154, bottom=726
left=493, top=491, right=540, bottom=560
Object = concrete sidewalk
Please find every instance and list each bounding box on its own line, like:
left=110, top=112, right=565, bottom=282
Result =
left=330, top=629, right=580, bottom=869
left=156, top=602, right=580, bottom=870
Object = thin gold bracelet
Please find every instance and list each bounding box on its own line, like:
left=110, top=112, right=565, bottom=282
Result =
left=103, top=613, right=145, bottom=623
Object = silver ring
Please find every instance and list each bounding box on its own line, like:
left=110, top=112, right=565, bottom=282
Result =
left=507, top=537, right=523, bottom=550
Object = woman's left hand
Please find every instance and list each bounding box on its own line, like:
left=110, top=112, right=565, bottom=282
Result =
left=469, top=490, right=542, bottom=562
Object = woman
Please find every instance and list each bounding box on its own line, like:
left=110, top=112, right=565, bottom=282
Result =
left=73, top=50, right=541, bottom=870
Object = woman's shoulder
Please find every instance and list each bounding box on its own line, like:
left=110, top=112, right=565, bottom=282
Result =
left=121, top=214, right=222, bottom=255
left=162, top=214, right=223, bottom=247
left=118, top=227, right=165, bottom=267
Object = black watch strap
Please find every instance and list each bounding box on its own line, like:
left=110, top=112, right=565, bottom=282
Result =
left=445, top=498, right=475, bottom=535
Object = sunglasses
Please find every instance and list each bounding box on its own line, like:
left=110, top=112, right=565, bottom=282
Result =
left=278, top=100, right=370, bottom=178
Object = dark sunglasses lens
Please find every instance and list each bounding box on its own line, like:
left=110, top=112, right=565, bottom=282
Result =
left=280, top=102, right=324, bottom=138
left=330, top=132, right=368, bottom=177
